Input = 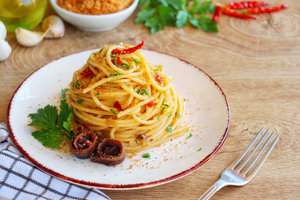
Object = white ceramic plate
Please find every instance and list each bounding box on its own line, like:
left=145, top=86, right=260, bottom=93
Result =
left=8, top=49, right=230, bottom=190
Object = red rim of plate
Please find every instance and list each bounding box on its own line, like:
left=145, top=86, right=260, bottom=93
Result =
left=7, top=49, right=231, bottom=189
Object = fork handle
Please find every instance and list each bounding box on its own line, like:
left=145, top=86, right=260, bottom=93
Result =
left=198, top=179, right=228, bottom=200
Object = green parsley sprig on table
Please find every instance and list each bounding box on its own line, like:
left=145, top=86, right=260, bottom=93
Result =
left=135, top=0, right=218, bottom=33
left=28, top=100, right=74, bottom=148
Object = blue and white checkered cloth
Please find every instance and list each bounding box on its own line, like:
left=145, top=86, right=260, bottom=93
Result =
left=0, top=122, right=110, bottom=200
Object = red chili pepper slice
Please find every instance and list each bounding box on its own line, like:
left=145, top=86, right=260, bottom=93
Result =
left=81, top=67, right=93, bottom=77
left=146, top=101, right=155, bottom=107
left=111, top=41, right=144, bottom=55
left=227, top=1, right=268, bottom=9
left=111, top=56, right=122, bottom=66
left=213, top=5, right=222, bottom=22
left=222, top=7, right=256, bottom=20
left=114, top=101, right=123, bottom=111
left=247, top=4, right=288, bottom=14
left=155, top=74, right=163, bottom=84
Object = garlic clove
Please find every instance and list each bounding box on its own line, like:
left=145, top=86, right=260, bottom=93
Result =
left=0, top=40, right=12, bottom=61
left=42, top=15, right=65, bottom=39
left=15, top=28, right=46, bottom=47
left=0, top=21, right=7, bottom=40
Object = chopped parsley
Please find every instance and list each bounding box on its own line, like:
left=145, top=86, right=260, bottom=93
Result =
left=109, top=73, right=120, bottom=78
left=137, top=88, right=149, bottom=96
left=168, top=112, right=172, bottom=116
left=131, top=57, right=140, bottom=64
left=142, top=153, right=151, bottom=159
left=72, top=80, right=80, bottom=88
left=186, top=133, right=192, bottom=139
left=177, top=112, right=181, bottom=118
left=161, top=107, right=165, bottom=114
left=135, top=136, right=139, bottom=144
left=99, top=48, right=102, bottom=52
left=141, top=89, right=149, bottom=95
left=110, top=53, right=119, bottom=57
left=120, top=63, right=130, bottom=70
left=154, top=68, right=160, bottom=71
left=61, top=89, right=69, bottom=99
left=28, top=100, right=74, bottom=148
left=110, top=109, right=117, bottom=115
left=96, top=92, right=99, bottom=96
left=113, top=57, right=118, bottom=65
left=162, top=104, right=169, bottom=107
left=197, top=147, right=202, bottom=152
left=77, top=99, right=84, bottom=104
left=167, top=126, right=173, bottom=133
left=157, top=116, right=161, bottom=120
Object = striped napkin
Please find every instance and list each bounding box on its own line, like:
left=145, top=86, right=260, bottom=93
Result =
left=0, top=122, right=110, bottom=200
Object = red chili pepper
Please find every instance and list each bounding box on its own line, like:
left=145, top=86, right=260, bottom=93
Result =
left=81, top=67, right=93, bottom=77
left=111, top=56, right=122, bottom=66
left=155, top=74, right=163, bottom=84
left=213, top=5, right=222, bottom=22
left=146, top=101, right=155, bottom=107
left=111, top=41, right=144, bottom=55
left=114, top=101, right=123, bottom=111
left=227, top=1, right=268, bottom=9
left=222, top=7, right=256, bottom=20
left=247, top=4, right=288, bottom=14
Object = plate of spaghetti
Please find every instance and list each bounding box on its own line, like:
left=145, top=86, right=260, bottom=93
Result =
left=8, top=42, right=230, bottom=189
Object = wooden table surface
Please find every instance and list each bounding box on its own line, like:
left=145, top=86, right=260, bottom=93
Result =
left=1, top=0, right=299, bottom=199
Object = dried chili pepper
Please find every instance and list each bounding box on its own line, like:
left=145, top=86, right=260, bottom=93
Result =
left=155, top=74, right=163, bottom=84
left=81, top=67, right=93, bottom=77
left=114, top=101, right=123, bottom=111
left=111, top=41, right=144, bottom=55
left=213, top=5, right=222, bottom=22
left=227, top=1, right=268, bottom=9
left=111, top=56, right=122, bottom=66
left=146, top=101, right=155, bottom=107
left=247, top=4, right=288, bottom=14
left=222, top=7, right=256, bottom=20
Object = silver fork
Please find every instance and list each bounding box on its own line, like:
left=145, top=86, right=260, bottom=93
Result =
left=198, top=128, right=280, bottom=200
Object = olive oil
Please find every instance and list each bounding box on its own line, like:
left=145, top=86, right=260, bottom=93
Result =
left=0, top=0, right=47, bottom=32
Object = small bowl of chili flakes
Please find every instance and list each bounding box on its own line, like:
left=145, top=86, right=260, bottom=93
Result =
left=50, top=0, right=139, bottom=32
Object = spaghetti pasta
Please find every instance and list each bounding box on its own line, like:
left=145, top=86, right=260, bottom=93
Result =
left=66, top=43, right=189, bottom=153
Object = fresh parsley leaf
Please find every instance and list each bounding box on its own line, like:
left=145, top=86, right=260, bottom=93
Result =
left=162, top=103, right=169, bottom=107
left=157, top=116, right=161, bottom=120
left=196, top=16, right=219, bottom=33
left=197, top=147, right=202, bottom=152
left=158, top=5, right=177, bottom=26
left=109, top=73, right=120, bottom=78
left=28, top=105, right=58, bottom=129
left=135, top=6, right=156, bottom=24
left=137, top=89, right=141, bottom=94
left=165, top=0, right=186, bottom=10
left=32, top=129, right=65, bottom=148
left=167, top=125, right=173, bottom=133
left=28, top=100, right=74, bottom=148
left=176, top=10, right=189, bottom=28
left=186, top=133, right=192, bottom=139
left=140, top=0, right=151, bottom=4
left=142, top=153, right=151, bottom=158
left=191, top=0, right=215, bottom=14
left=145, top=15, right=165, bottom=34
left=57, top=100, right=73, bottom=132
left=61, top=89, right=69, bottom=99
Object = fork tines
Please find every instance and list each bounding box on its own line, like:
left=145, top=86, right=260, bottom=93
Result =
left=229, top=128, right=280, bottom=179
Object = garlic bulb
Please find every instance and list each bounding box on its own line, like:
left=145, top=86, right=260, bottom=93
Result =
left=0, top=21, right=7, bottom=40
left=42, top=15, right=65, bottom=39
left=15, top=28, right=46, bottom=47
left=0, top=40, right=12, bottom=61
